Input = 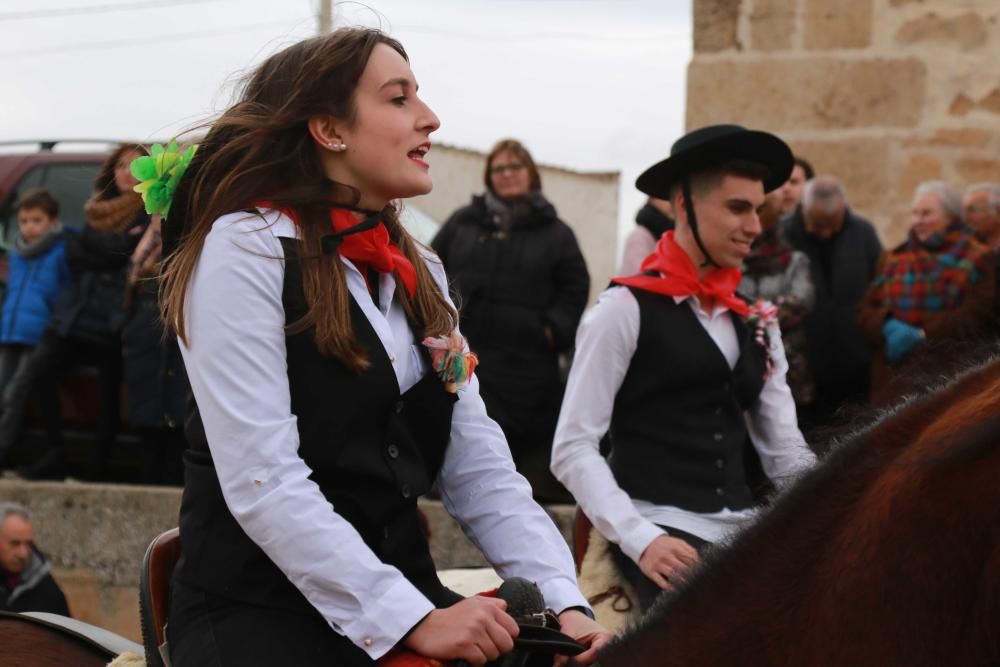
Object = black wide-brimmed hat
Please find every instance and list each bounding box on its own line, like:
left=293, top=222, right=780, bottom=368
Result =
left=636, top=124, right=794, bottom=197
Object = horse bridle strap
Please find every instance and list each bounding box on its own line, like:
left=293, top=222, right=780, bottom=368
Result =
left=512, top=623, right=587, bottom=655
left=682, top=177, right=719, bottom=269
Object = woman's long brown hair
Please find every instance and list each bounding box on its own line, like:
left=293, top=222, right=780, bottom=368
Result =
left=161, top=28, right=456, bottom=372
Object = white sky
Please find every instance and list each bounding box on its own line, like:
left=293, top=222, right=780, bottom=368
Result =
left=0, top=0, right=692, bottom=245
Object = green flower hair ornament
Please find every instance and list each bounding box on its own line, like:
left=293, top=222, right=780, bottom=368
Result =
left=130, top=140, right=198, bottom=218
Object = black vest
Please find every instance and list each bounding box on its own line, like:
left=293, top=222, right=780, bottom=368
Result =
left=173, top=238, right=460, bottom=616
left=608, top=288, right=767, bottom=513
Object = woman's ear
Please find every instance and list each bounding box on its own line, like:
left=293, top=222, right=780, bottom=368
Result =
left=307, top=115, right=346, bottom=152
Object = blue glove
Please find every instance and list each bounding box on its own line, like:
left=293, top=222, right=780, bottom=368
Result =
left=882, top=317, right=925, bottom=365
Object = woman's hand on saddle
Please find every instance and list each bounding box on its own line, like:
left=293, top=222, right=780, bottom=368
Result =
left=403, top=596, right=519, bottom=665
left=554, top=609, right=612, bottom=666
left=638, top=535, right=699, bottom=591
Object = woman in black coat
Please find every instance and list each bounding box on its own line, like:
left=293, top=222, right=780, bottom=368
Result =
left=431, top=139, right=589, bottom=501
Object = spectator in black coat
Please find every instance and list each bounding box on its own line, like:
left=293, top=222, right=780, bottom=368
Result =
left=0, top=502, right=69, bottom=615
left=122, top=216, right=188, bottom=485
left=781, top=175, right=882, bottom=433
left=432, top=139, right=590, bottom=501
left=0, top=144, right=150, bottom=480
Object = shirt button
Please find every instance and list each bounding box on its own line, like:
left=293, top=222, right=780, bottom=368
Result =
left=363, top=638, right=373, bottom=647
left=716, top=458, right=725, bottom=469
left=401, top=484, right=411, bottom=499
left=389, top=354, right=396, bottom=363
left=387, top=444, right=399, bottom=459
left=716, top=487, right=725, bottom=496
left=713, top=433, right=723, bottom=442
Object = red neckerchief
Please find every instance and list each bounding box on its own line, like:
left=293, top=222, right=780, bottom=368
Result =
left=612, top=230, right=750, bottom=316
left=260, top=203, right=417, bottom=297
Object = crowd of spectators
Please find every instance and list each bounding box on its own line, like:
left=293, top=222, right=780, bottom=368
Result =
left=0, top=145, right=183, bottom=484
left=0, top=140, right=998, bottom=493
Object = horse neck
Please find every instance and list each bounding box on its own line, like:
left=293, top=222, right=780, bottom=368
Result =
left=602, top=358, right=1000, bottom=666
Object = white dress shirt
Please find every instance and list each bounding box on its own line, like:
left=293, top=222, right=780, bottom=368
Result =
left=551, top=285, right=816, bottom=564
left=180, top=210, right=588, bottom=660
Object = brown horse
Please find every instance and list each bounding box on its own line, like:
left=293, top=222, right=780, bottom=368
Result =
left=601, top=357, right=1000, bottom=666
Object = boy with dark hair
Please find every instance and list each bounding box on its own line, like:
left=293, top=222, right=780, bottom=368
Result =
left=0, top=188, right=71, bottom=469
left=553, top=125, right=817, bottom=614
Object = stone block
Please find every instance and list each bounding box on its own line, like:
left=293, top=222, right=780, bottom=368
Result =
left=895, top=12, right=988, bottom=51
left=956, top=157, right=1000, bottom=184
left=51, top=568, right=141, bottom=642
left=687, top=57, right=926, bottom=130
left=897, top=154, right=942, bottom=199
left=978, top=88, right=1000, bottom=114
left=804, top=0, right=873, bottom=50
left=694, top=0, right=742, bottom=53
left=949, top=93, right=976, bottom=116
left=902, top=128, right=995, bottom=149
left=749, top=0, right=796, bottom=51
left=786, top=137, right=891, bottom=217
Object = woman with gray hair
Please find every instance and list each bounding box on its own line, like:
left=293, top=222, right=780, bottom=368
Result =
left=857, top=180, right=995, bottom=406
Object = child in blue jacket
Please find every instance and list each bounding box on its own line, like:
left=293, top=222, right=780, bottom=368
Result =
left=0, top=188, right=71, bottom=465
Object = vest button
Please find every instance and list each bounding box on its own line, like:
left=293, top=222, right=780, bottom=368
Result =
left=715, top=487, right=725, bottom=496
left=715, top=458, right=725, bottom=469
left=723, top=382, right=731, bottom=392
left=713, top=432, right=723, bottom=442
left=714, top=407, right=723, bottom=416
left=387, top=444, right=399, bottom=459
left=394, top=400, right=404, bottom=414
left=401, top=484, right=411, bottom=499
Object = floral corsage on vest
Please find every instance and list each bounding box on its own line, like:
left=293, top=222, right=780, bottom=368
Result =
left=744, top=299, right=779, bottom=380
left=423, top=333, right=478, bottom=393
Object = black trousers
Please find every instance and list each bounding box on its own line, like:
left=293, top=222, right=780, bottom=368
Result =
left=0, top=331, right=121, bottom=476
left=609, top=525, right=711, bottom=612
left=0, top=342, right=61, bottom=466
left=168, top=580, right=376, bottom=667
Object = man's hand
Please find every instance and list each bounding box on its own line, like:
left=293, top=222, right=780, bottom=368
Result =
left=637, top=535, right=699, bottom=590
left=403, top=596, right=519, bottom=665
left=554, top=609, right=612, bottom=666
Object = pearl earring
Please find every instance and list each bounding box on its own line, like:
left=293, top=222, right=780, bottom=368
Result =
left=327, top=142, right=347, bottom=152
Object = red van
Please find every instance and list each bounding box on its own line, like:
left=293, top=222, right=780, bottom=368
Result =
left=0, top=140, right=145, bottom=479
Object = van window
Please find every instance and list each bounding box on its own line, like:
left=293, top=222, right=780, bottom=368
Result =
left=43, top=163, right=101, bottom=231
left=1, top=162, right=100, bottom=248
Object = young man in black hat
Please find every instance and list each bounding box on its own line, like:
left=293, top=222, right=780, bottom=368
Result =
left=551, top=125, right=817, bottom=612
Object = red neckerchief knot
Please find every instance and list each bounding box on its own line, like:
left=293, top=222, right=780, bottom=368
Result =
left=258, top=203, right=417, bottom=298
left=329, top=208, right=417, bottom=297
left=611, top=230, right=750, bottom=316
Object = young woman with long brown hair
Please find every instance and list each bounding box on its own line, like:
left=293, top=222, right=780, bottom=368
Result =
left=160, top=28, right=608, bottom=666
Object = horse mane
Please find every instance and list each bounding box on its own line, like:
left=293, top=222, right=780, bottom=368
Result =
left=605, top=353, right=1000, bottom=660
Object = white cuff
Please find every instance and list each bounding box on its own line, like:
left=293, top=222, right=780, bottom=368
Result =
left=342, top=578, right=435, bottom=659
left=619, top=520, right=666, bottom=564
left=538, top=575, right=591, bottom=615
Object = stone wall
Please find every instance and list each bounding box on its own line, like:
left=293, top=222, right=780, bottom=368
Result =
left=689, top=0, right=1000, bottom=244
left=411, top=143, right=620, bottom=304
left=0, top=480, right=575, bottom=642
